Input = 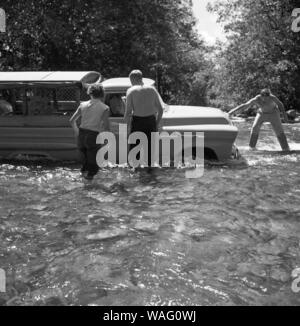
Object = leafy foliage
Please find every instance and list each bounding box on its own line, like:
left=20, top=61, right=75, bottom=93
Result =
left=1, top=0, right=298, bottom=110
left=0, top=0, right=210, bottom=104
left=208, top=0, right=300, bottom=111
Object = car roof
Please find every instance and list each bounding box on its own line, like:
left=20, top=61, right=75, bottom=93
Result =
left=0, top=71, right=101, bottom=88
left=102, top=77, right=155, bottom=93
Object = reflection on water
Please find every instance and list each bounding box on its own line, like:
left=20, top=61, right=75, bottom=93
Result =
left=0, top=121, right=300, bottom=306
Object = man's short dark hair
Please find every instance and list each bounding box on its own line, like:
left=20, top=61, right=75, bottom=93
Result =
left=87, top=83, right=104, bottom=98
left=129, top=70, right=143, bottom=83
left=260, top=88, right=271, bottom=96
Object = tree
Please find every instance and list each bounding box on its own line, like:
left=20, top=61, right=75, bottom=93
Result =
left=0, top=0, right=210, bottom=105
left=208, top=0, right=300, bottom=111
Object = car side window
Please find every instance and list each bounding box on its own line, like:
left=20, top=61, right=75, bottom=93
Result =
left=18, top=87, right=81, bottom=116
left=0, top=89, right=14, bottom=116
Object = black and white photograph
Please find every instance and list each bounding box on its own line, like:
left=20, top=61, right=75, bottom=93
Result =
left=0, top=0, right=300, bottom=309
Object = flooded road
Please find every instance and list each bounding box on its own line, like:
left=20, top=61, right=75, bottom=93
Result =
left=0, top=120, right=300, bottom=306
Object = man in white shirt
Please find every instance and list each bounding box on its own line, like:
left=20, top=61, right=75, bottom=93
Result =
left=125, top=70, right=164, bottom=167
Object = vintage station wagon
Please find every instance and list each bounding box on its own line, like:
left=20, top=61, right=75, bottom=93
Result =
left=0, top=71, right=100, bottom=161
left=0, top=72, right=238, bottom=162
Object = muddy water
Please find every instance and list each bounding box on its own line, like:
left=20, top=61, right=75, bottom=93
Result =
left=0, top=120, right=299, bottom=306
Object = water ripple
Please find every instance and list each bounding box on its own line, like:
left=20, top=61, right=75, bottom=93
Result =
left=0, top=122, right=300, bottom=306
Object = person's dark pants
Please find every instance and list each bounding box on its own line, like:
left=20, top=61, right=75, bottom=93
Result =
left=131, top=115, right=157, bottom=167
left=78, top=128, right=100, bottom=177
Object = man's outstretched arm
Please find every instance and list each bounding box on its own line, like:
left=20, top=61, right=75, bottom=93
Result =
left=70, top=107, right=81, bottom=137
left=229, top=97, right=258, bottom=117
left=124, top=92, right=133, bottom=129
left=102, top=109, right=110, bottom=131
left=154, top=89, right=164, bottom=127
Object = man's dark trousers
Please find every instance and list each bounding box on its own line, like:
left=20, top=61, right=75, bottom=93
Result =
left=78, top=128, right=100, bottom=177
left=131, top=115, right=157, bottom=167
